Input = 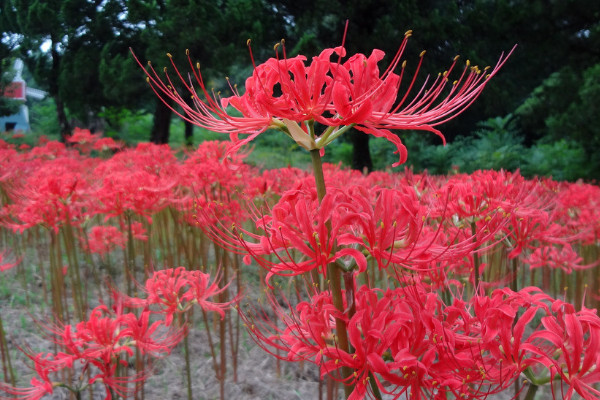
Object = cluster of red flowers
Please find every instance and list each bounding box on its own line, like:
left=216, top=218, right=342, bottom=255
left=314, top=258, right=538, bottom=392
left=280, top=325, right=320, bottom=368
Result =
left=2, top=131, right=600, bottom=398
left=244, top=282, right=600, bottom=399
left=0, top=265, right=233, bottom=399
left=2, top=29, right=600, bottom=399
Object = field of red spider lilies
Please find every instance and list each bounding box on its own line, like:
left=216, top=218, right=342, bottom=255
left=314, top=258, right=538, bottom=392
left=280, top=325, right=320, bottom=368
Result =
left=1, top=129, right=599, bottom=400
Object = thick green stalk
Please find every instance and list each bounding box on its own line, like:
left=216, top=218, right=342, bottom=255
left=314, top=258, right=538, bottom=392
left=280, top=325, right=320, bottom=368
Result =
left=310, top=149, right=354, bottom=398
left=523, top=383, right=538, bottom=400
left=0, top=315, right=15, bottom=386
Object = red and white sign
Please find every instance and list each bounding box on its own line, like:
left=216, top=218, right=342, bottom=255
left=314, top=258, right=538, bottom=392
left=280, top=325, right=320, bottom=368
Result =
left=1, top=81, right=26, bottom=100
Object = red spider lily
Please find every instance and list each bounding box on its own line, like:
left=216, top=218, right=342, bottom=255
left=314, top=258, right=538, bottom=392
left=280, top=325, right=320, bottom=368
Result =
left=67, top=127, right=101, bottom=154
left=523, top=243, right=593, bottom=273
left=0, top=377, right=55, bottom=400
left=467, top=288, right=552, bottom=386
left=85, top=225, right=126, bottom=255
left=177, top=141, right=251, bottom=227
left=5, top=156, right=95, bottom=233
left=134, top=31, right=514, bottom=165
left=527, top=300, right=600, bottom=400
left=122, top=267, right=235, bottom=326
left=554, top=181, right=600, bottom=245
left=206, top=181, right=367, bottom=285
left=66, top=127, right=123, bottom=155
left=239, top=285, right=347, bottom=363
left=93, top=144, right=179, bottom=221
left=120, top=308, right=186, bottom=356
left=3, top=304, right=184, bottom=400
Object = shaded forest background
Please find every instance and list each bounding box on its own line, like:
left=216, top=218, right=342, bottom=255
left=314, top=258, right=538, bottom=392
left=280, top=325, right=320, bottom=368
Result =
left=1, top=0, right=599, bottom=180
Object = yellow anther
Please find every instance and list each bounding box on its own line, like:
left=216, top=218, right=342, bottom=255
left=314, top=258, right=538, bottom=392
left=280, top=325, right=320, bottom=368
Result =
left=274, top=42, right=280, bottom=51
left=196, top=62, right=201, bottom=70
left=247, top=39, right=251, bottom=46
left=166, top=52, right=172, bottom=58
left=404, top=30, right=413, bottom=37
left=454, top=55, right=460, bottom=61
left=186, top=49, right=189, bottom=55
left=147, top=60, right=152, bottom=66
left=402, top=60, right=407, bottom=68
left=419, top=50, right=426, bottom=57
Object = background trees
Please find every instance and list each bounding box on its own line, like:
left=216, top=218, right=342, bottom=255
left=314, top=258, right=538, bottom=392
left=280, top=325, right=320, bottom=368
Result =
left=1, top=0, right=599, bottom=178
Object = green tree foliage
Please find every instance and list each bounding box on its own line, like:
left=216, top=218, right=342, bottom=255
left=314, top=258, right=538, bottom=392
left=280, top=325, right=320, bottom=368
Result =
left=0, top=40, right=20, bottom=117
left=517, top=63, right=600, bottom=179
left=1, top=0, right=136, bottom=137
left=124, top=0, right=286, bottom=144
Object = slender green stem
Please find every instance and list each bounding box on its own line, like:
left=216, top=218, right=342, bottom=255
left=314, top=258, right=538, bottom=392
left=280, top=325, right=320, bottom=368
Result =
left=523, top=382, right=538, bottom=400
left=181, top=313, right=193, bottom=400
left=310, top=148, right=354, bottom=398
left=368, top=372, right=383, bottom=400
left=318, top=123, right=356, bottom=147
left=470, top=221, right=481, bottom=294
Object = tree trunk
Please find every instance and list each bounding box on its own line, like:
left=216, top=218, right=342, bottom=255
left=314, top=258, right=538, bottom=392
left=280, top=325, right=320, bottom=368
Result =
left=350, top=130, right=372, bottom=173
left=55, top=96, right=70, bottom=142
left=50, top=43, right=70, bottom=141
left=184, top=121, right=194, bottom=146
left=150, top=100, right=172, bottom=144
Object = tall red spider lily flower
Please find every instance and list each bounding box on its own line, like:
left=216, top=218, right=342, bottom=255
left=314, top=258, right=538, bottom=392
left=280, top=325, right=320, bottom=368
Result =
left=122, top=267, right=235, bottom=326
left=554, top=181, right=600, bottom=245
left=5, top=156, right=96, bottom=234
left=67, top=127, right=123, bottom=154
left=0, top=350, right=66, bottom=400
left=524, top=243, right=592, bottom=273
left=526, top=300, right=600, bottom=400
left=466, top=288, right=552, bottom=389
left=134, top=31, right=514, bottom=166
left=239, top=286, right=348, bottom=364
left=5, top=304, right=184, bottom=399
left=202, top=181, right=367, bottom=285
left=84, top=225, right=127, bottom=255
left=92, top=144, right=179, bottom=222
left=177, top=141, right=251, bottom=226
left=0, top=377, right=55, bottom=400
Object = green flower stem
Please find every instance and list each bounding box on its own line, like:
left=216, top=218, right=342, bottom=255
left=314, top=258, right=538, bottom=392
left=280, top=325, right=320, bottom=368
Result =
left=523, top=382, right=538, bottom=400
left=310, top=148, right=355, bottom=398
left=318, top=123, right=356, bottom=148
left=470, top=221, right=481, bottom=293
